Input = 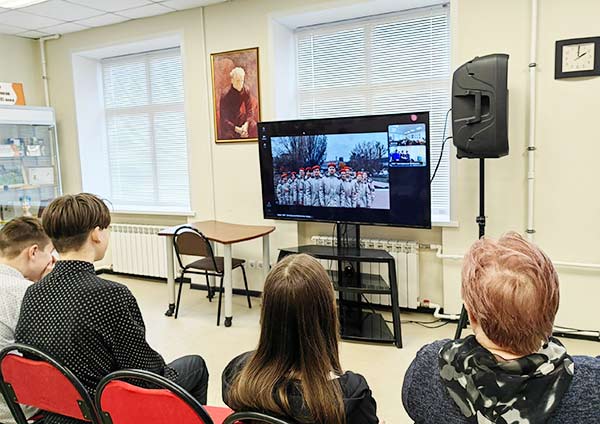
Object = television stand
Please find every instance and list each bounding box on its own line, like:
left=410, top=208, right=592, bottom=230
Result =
left=278, top=224, right=402, bottom=348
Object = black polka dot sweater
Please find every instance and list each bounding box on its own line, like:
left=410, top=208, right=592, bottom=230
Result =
left=15, top=260, right=177, bottom=424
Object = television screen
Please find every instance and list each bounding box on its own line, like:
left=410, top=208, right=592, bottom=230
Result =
left=258, top=112, right=431, bottom=228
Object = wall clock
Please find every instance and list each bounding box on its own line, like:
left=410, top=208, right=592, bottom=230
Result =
left=555, top=37, right=600, bottom=79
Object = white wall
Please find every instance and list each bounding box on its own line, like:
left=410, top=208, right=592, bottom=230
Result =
left=444, top=0, right=600, bottom=330
left=0, top=34, right=43, bottom=106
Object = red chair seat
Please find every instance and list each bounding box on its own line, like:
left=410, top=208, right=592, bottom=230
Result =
left=204, top=406, right=234, bottom=424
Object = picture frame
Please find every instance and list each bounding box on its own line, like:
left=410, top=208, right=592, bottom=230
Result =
left=0, top=163, right=25, bottom=187
left=26, top=166, right=55, bottom=186
left=210, top=47, right=261, bottom=143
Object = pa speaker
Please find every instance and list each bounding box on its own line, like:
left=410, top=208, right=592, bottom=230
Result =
left=452, top=54, right=509, bottom=159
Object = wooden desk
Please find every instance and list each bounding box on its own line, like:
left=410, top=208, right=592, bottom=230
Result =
left=159, top=221, right=275, bottom=326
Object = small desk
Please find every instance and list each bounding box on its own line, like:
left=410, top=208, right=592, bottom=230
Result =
left=159, top=220, right=275, bottom=326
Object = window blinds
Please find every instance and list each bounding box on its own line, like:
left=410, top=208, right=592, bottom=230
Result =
left=102, top=48, right=190, bottom=212
left=296, top=6, right=451, bottom=222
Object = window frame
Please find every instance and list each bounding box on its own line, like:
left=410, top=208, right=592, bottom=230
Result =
left=99, top=47, right=192, bottom=214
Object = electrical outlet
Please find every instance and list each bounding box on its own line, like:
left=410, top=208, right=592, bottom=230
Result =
left=249, top=260, right=256, bottom=269
left=257, top=261, right=263, bottom=269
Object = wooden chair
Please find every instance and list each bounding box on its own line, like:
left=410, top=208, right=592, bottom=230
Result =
left=173, top=226, right=251, bottom=325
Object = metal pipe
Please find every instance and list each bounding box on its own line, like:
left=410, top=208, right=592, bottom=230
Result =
left=427, top=244, right=600, bottom=270
left=39, top=34, right=60, bottom=107
left=526, top=0, right=538, bottom=241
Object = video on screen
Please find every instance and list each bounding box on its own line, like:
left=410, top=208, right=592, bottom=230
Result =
left=271, top=132, right=390, bottom=210
left=388, top=124, right=427, bottom=168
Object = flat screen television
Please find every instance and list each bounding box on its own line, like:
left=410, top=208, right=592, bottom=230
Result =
left=258, top=112, right=431, bottom=228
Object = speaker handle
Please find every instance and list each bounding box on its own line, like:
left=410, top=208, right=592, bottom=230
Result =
left=466, top=90, right=482, bottom=125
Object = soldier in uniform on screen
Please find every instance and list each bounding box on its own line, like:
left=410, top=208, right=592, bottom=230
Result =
left=303, top=168, right=313, bottom=206
left=310, top=165, right=325, bottom=207
left=276, top=173, right=288, bottom=205
left=289, top=172, right=298, bottom=205
left=296, top=168, right=306, bottom=206
left=353, top=172, right=371, bottom=208
left=323, top=162, right=342, bottom=207
left=340, top=167, right=354, bottom=208
left=365, top=172, right=376, bottom=205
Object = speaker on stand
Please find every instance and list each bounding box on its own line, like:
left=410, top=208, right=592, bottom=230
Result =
left=451, top=53, right=510, bottom=339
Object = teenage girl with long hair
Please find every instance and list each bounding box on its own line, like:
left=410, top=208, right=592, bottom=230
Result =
left=222, top=253, right=378, bottom=423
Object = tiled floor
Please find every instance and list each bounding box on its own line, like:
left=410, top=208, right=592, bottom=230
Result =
left=114, top=275, right=600, bottom=423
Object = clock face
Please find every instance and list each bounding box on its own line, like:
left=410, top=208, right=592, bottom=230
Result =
left=562, top=42, right=595, bottom=72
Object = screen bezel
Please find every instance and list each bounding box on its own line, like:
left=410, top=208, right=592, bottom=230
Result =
left=258, top=112, right=432, bottom=229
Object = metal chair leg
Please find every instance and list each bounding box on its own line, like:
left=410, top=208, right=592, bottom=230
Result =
left=174, top=270, right=186, bottom=319
left=241, top=265, right=252, bottom=309
left=205, top=272, right=213, bottom=302
left=217, top=276, right=224, bottom=326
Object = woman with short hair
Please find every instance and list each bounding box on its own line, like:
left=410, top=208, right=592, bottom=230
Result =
left=222, top=253, right=379, bottom=424
left=402, top=232, right=600, bottom=423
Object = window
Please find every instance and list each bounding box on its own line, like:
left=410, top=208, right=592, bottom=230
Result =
left=296, top=6, right=451, bottom=222
left=100, top=47, right=191, bottom=213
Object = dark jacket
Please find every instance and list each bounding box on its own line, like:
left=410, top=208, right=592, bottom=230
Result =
left=222, top=352, right=379, bottom=424
left=402, top=339, right=600, bottom=424
left=15, top=260, right=175, bottom=424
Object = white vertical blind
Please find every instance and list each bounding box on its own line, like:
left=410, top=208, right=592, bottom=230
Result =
left=296, top=6, right=451, bottom=222
left=102, top=48, right=191, bottom=212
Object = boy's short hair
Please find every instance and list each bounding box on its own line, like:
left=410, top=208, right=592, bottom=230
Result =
left=41, top=193, right=111, bottom=253
left=0, top=217, right=51, bottom=259
left=462, top=232, right=559, bottom=356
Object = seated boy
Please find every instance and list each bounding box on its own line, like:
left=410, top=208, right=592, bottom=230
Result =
left=0, top=217, right=55, bottom=424
left=402, top=232, right=600, bottom=423
left=15, top=193, right=209, bottom=424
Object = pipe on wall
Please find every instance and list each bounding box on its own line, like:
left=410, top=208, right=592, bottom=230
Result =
left=526, top=0, right=538, bottom=241
left=39, top=34, right=60, bottom=107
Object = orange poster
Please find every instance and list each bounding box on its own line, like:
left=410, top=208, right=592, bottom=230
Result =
left=0, top=82, right=26, bottom=105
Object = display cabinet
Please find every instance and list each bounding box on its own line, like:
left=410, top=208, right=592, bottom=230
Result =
left=0, top=106, right=61, bottom=224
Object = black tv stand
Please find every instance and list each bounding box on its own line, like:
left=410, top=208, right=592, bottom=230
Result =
left=278, top=224, right=402, bottom=348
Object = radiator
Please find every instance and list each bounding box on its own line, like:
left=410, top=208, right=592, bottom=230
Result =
left=110, top=224, right=168, bottom=278
left=311, top=236, right=420, bottom=309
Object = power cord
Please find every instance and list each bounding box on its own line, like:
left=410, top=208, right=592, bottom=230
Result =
left=430, top=108, right=453, bottom=183
left=359, top=294, right=451, bottom=329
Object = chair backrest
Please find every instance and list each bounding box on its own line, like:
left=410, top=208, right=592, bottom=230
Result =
left=173, top=226, right=218, bottom=270
left=223, top=411, right=291, bottom=424
left=96, top=369, right=216, bottom=424
left=0, top=344, right=100, bottom=424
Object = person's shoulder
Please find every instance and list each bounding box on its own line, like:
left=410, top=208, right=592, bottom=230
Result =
left=548, top=354, right=600, bottom=422
left=222, top=351, right=254, bottom=388
left=338, top=370, right=373, bottom=399
left=79, top=274, right=130, bottom=295
left=404, top=339, right=452, bottom=387
left=570, top=355, right=600, bottom=387
left=419, top=338, right=452, bottom=355
left=225, top=351, right=254, bottom=373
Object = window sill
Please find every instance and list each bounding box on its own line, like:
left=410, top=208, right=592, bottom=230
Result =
left=432, top=220, right=459, bottom=228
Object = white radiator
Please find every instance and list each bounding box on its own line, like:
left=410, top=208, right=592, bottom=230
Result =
left=110, top=224, right=168, bottom=278
left=311, top=236, right=420, bottom=309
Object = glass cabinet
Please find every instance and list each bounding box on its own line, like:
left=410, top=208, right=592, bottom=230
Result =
left=0, top=106, right=61, bottom=224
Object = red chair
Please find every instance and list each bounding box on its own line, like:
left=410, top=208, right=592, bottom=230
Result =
left=96, top=369, right=233, bottom=424
left=0, top=343, right=101, bottom=424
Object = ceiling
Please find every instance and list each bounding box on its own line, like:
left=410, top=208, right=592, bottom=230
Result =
left=0, top=0, right=227, bottom=39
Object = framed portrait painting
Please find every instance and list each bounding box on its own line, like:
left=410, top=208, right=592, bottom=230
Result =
left=211, top=47, right=261, bottom=143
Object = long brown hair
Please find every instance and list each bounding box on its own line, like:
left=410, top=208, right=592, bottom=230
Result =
left=227, top=254, right=345, bottom=423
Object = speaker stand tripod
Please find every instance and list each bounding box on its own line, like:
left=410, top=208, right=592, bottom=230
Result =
left=454, top=158, right=486, bottom=339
